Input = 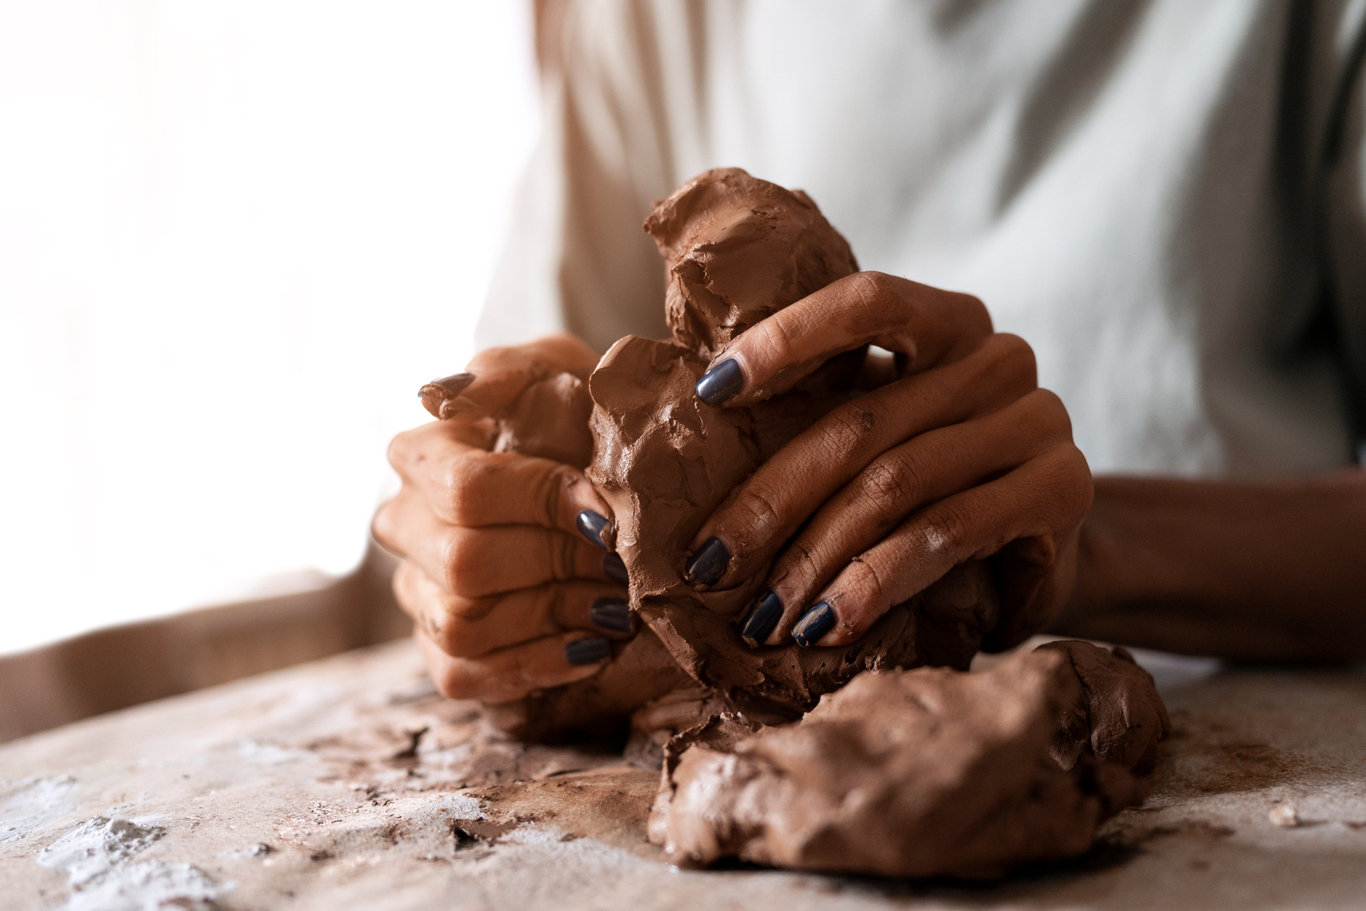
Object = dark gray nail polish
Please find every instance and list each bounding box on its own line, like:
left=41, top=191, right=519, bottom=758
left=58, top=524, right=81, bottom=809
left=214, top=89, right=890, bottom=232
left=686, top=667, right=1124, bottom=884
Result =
left=792, top=602, right=836, bottom=647
left=603, top=552, right=629, bottom=585
left=565, top=637, right=612, bottom=666
left=418, top=372, right=477, bottom=418
left=739, top=590, right=782, bottom=647
left=576, top=510, right=612, bottom=551
left=590, top=597, right=635, bottom=633
left=695, top=358, right=744, bottom=405
left=684, top=536, right=731, bottom=588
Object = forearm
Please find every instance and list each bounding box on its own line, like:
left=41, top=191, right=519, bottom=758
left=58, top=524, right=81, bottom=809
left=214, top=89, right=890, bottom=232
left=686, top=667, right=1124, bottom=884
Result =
left=1052, top=469, right=1366, bottom=662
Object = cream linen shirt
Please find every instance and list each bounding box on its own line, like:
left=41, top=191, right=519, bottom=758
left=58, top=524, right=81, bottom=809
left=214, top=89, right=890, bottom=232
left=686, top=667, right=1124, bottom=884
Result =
left=478, top=0, right=1366, bottom=478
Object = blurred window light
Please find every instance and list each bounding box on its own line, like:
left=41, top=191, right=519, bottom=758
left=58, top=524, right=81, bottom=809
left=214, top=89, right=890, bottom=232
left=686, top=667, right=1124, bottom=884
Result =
left=0, top=2, right=538, bottom=654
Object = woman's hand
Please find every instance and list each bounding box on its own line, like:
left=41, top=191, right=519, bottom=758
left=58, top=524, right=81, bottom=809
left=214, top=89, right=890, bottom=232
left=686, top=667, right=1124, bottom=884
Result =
left=372, top=336, right=637, bottom=704
left=681, top=272, right=1093, bottom=651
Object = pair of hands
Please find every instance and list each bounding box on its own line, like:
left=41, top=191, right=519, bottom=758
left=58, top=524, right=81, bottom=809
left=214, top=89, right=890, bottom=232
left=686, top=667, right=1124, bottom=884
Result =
left=373, top=272, right=1093, bottom=703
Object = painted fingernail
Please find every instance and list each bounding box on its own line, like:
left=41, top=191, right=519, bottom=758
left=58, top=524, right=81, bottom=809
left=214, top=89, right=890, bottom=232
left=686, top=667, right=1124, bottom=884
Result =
left=792, top=602, right=836, bottom=647
left=603, top=552, right=629, bottom=585
left=684, top=536, right=731, bottom=588
left=590, top=597, right=635, bottom=633
left=418, top=372, right=476, bottom=419
left=576, top=510, right=612, bottom=551
left=739, top=590, right=782, bottom=647
left=565, top=637, right=612, bottom=666
left=695, top=358, right=743, bottom=405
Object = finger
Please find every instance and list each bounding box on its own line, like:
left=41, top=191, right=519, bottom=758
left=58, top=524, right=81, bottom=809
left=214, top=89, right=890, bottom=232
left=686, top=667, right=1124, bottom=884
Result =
left=394, top=561, right=633, bottom=657
left=383, top=498, right=620, bottom=598
left=695, top=271, right=992, bottom=407
left=416, top=626, right=614, bottom=704
left=684, top=334, right=1037, bottom=590
left=789, top=442, right=1092, bottom=647
left=390, top=426, right=610, bottom=540
left=743, top=388, right=1068, bottom=645
left=387, top=418, right=496, bottom=485
left=430, top=335, right=601, bottom=419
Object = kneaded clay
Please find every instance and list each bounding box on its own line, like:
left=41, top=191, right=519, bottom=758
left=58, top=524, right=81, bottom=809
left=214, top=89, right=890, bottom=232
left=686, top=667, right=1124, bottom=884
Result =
left=587, top=168, right=998, bottom=719
left=418, top=168, right=1170, bottom=879
left=651, top=640, right=1171, bottom=878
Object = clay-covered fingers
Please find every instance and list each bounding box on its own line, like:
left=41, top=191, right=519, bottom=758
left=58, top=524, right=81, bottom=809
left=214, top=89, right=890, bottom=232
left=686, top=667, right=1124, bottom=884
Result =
left=375, top=492, right=622, bottom=598
left=386, top=420, right=608, bottom=536
left=415, top=626, right=618, bottom=704
left=387, top=425, right=607, bottom=533
left=789, top=443, right=1091, bottom=648
left=393, top=562, right=633, bottom=658
left=742, top=389, right=1082, bottom=646
left=683, top=334, right=1037, bottom=592
left=424, top=334, right=601, bottom=419
left=694, top=271, right=993, bottom=407
left=784, top=438, right=1090, bottom=648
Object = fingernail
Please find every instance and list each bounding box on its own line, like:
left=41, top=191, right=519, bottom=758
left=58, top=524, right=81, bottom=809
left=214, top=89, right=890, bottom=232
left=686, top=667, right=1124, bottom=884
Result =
left=565, top=637, right=612, bottom=666
left=418, top=372, right=476, bottom=419
left=590, top=597, right=635, bottom=633
left=739, top=590, right=782, bottom=647
left=683, top=536, right=731, bottom=588
left=603, top=552, right=629, bottom=585
left=576, top=510, right=612, bottom=551
left=792, top=602, right=836, bottom=647
left=695, top=358, right=743, bottom=405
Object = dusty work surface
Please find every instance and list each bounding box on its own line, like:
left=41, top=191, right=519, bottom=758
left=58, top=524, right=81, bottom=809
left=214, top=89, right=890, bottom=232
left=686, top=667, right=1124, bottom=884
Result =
left=2, top=640, right=1364, bottom=910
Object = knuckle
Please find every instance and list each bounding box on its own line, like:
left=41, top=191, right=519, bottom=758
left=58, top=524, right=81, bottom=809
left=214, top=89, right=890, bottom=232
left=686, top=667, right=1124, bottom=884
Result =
left=778, top=537, right=825, bottom=591
left=953, top=292, right=992, bottom=335
left=988, top=333, right=1038, bottom=388
left=439, top=451, right=488, bottom=524
left=821, top=404, right=878, bottom=461
left=753, top=311, right=799, bottom=367
left=370, top=499, right=399, bottom=552
left=437, top=614, right=480, bottom=658
left=918, top=503, right=968, bottom=556
left=850, top=270, right=895, bottom=306
left=442, top=528, right=482, bottom=595
left=1019, top=387, right=1071, bottom=438
left=432, top=659, right=476, bottom=700
left=551, top=532, right=580, bottom=579
left=858, top=456, right=917, bottom=510
left=830, top=559, right=889, bottom=638
left=385, top=431, right=411, bottom=471
left=539, top=463, right=580, bottom=527
left=727, top=483, right=785, bottom=550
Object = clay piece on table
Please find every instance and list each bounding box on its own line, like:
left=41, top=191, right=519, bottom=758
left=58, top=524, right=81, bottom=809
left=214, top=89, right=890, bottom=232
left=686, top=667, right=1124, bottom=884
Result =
left=586, top=167, right=999, bottom=720
left=650, top=640, right=1171, bottom=878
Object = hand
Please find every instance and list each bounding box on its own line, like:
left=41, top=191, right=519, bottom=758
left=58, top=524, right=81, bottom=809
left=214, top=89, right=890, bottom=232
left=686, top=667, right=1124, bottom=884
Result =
left=681, top=272, right=1092, bottom=651
left=372, top=335, right=637, bottom=704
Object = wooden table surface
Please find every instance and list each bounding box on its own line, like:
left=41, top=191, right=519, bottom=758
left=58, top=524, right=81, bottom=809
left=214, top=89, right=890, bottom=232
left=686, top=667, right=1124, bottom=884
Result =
left=3, top=639, right=1365, bottom=910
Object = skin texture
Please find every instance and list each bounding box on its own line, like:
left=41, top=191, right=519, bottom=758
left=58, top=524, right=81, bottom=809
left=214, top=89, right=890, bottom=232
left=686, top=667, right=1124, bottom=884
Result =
left=1056, top=472, right=1366, bottom=663
left=688, top=268, right=1092, bottom=653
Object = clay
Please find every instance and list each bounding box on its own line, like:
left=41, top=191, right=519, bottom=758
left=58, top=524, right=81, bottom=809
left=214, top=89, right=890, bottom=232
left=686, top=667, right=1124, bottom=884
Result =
left=651, top=640, right=1169, bottom=878
left=416, top=168, right=1169, bottom=883
left=587, top=168, right=998, bottom=718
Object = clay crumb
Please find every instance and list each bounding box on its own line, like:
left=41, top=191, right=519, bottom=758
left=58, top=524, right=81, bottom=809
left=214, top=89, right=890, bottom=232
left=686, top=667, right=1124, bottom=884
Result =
left=1269, top=804, right=1300, bottom=828
left=450, top=817, right=516, bottom=851
left=391, top=726, right=430, bottom=761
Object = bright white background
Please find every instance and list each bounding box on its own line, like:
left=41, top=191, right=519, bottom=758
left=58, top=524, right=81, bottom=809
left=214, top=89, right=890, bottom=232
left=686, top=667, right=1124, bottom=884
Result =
left=0, top=2, right=538, bottom=654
